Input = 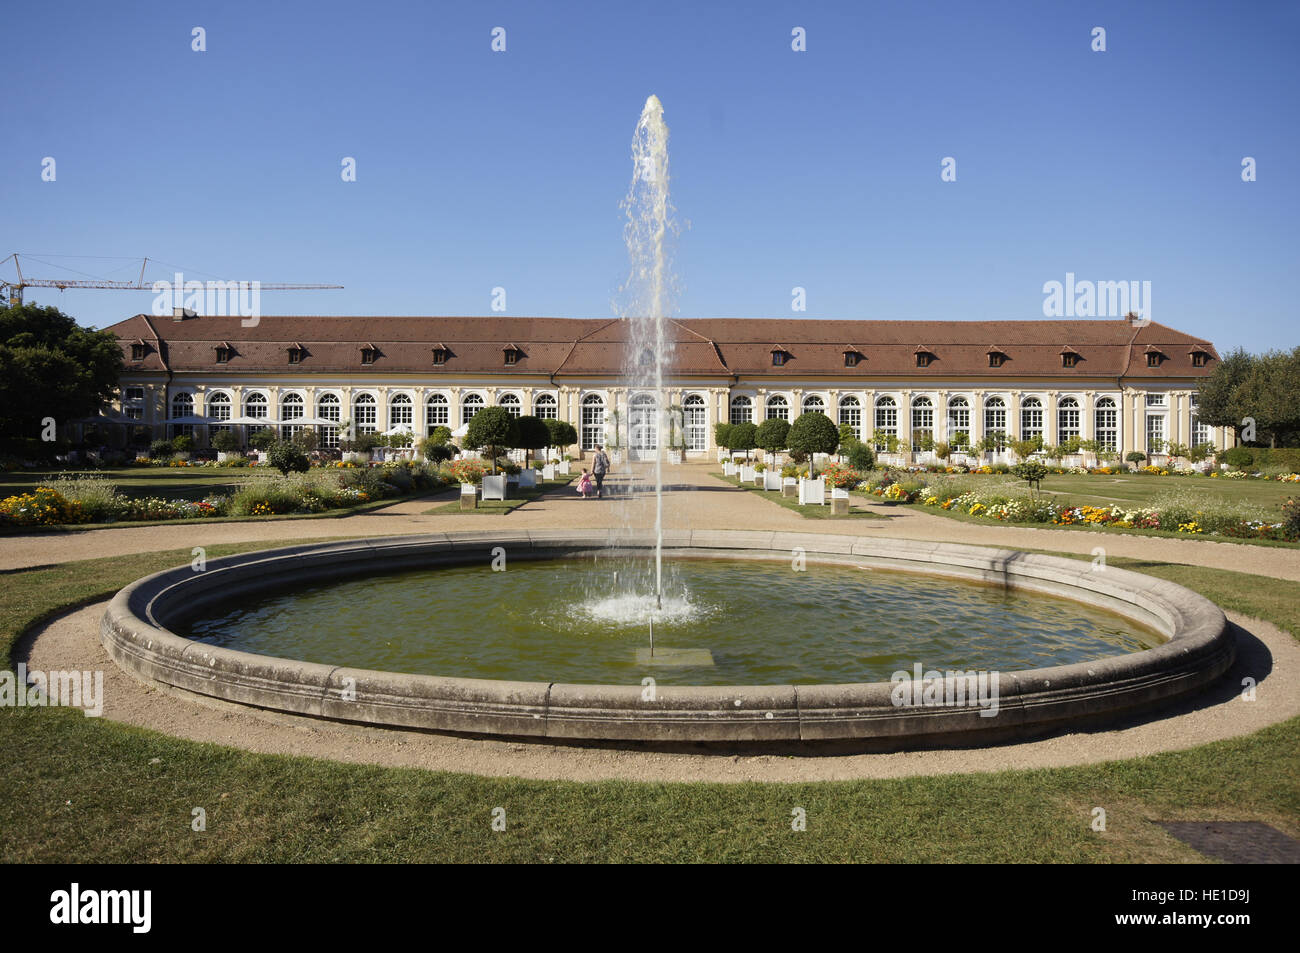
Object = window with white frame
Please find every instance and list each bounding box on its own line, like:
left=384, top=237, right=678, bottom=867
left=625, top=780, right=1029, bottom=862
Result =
left=802, top=395, right=825, bottom=415
left=317, top=393, right=341, bottom=449
left=874, top=396, right=897, bottom=449
left=1021, top=397, right=1043, bottom=442
left=684, top=394, right=706, bottom=451
left=766, top=395, right=789, bottom=421
left=426, top=394, right=449, bottom=429
left=280, top=393, right=304, bottom=440
left=534, top=393, right=558, bottom=419
left=354, top=394, right=377, bottom=434
left=1146, top=414, right=1166, bottom=454
left=947, top=397, right=970, bottom=449
left=729, top=396, right=752, bottom=425
left=245, top=392, right=268, bottom=419
left=170, top=393, right=194, bottom=439
left=581, top=394, right=605, bottom=450
left=911, top=396, right=933, bottom=452
left=1095, top=398, right=1118, bottom=452
left=1190, top=393, right=1211, bottom=448
left=1057, top=397, right=1081, bottom=442
left=207, top=392, right=231, bottom=433
left=499, top=393, right=521, bottom=418
left=1145, top=392, right=1166, bottom=406
left=838, top=396, right=861, bottom=438
left=984, top=397, right=1007, bottom=450
left=389, top=395, right=413, bottom=442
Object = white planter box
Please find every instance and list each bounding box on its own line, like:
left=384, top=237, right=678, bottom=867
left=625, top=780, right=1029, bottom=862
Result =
left=668, top=451, right=683, bottom=465
left=517, top=468, right=537, bottom=488
left=557, top=460, right=571, bottom=475
left=739, top=465, right=755, bottom=483
left=799, top=477, right=826, bottom=505
left=481, top=475, right=507, bottom=501
left=542, top=464, right=556, bottom=480
left=763, top=471, right=783, bottom=491
left=831, top=486, right=849, bottom=499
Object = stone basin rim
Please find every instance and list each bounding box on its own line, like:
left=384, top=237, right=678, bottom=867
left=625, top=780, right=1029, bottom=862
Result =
left=99, top=530, right=1235, bottom=747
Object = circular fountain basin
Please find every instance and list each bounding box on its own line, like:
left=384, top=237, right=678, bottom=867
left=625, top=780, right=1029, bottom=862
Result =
left=101, top=530, right=1234, bottom=748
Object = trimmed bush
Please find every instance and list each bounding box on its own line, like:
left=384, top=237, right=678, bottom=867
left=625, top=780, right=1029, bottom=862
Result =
left=1220, top=446, right=1254, bottom=468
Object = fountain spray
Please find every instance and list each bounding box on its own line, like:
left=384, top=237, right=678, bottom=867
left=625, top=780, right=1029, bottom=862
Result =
left=622, top=94, right=675, bottom=610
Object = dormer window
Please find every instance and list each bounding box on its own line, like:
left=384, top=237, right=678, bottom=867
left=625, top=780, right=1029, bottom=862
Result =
left=131, top=343, right=146, bottom=361
left=1062, top=352, right=1079, bottom=368
left=287, top=344, right=306, bottom=365
left=505, top=350, right=517, bottom=365
left=215, top=346, right=231, bottom=364
left=988, top=350, right=1005, bottom=368
left=771, top=347, right=789, bottom=367
left=361, top=346, right=377, bottom=365
left=915, top=349, right=934, bottom=368
left=1146, top=352, right=1162, bottom=367
left=1192, top=352, right=1206, bottom=367
left=433, top=348, right=447, bottom=365
left=844, top=350, right=861, bottom=368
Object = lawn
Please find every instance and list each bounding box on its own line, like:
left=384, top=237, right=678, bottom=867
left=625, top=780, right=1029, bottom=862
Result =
left=1, top=467, right=257, bottom=502
left=424, top=476, right=575, bottom=515
left=1017, top=473, right=1295, bottom=509
left=2, top=542, right=1295, bottom=862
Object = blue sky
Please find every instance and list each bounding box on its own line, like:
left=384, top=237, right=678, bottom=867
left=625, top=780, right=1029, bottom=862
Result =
left=3, top=0, right=1297, bottom=352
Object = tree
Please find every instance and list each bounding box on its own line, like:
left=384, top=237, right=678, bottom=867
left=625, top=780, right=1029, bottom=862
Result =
left=842, top=438, right=875, bottom=470
left=728, top=422, right=757, bottom=460
left=428, top=425, right=453, bottom=446
left=787, top=411, right=840, bottom=478
left=543, top=418, right=577, bottom=456
left=291, top=427, right=319, bottom=453
left=1012, top=460, right=1049, bottom=494
left=1232, top=347, right=1300, bottom=447
left=420, top=435, right=456, bottom=464
left=755, top=417, right=790, bottom=465
left=0, top=303, right=123, bottom=459
left=249, top=427, right=278, bottom=451
left=465, top=406, right=518, bottom=474
left=1196, top=348, right=1254, bottom=439
left=714, top=422, right=734, bottom=453
left=514, top=415, right=550, bottom=466
left=268, top=440, right=310, bottom=475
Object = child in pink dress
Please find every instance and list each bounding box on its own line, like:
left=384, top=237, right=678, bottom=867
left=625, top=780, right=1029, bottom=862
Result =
left=576, top=469, right=594, bottom=498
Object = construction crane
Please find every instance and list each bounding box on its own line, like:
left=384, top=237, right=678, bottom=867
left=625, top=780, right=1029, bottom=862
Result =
left=0, top=253, right=342, bottom=305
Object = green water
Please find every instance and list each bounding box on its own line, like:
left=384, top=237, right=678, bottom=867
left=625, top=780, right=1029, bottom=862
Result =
left=181, top=558, right=1163, bottom=686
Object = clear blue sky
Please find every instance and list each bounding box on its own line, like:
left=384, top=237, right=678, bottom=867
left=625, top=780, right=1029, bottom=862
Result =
left=3, top=0, right=1296, bottom=353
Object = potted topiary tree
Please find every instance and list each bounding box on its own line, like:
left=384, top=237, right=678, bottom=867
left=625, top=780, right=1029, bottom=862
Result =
left=714, top=422, right=734, bottom=466
left=729, top=421, right=757, bottom=463
left=788, top=411, right=840, bottom=481
left=1125, top=450, right=1148, bottom=471
left=211, top=428, right=241, bottom=462
left=755, top=417, right=790, bottom=469
left=464, top=406, right=519, bottom=476
left=171, top=433, right=195, bottom=461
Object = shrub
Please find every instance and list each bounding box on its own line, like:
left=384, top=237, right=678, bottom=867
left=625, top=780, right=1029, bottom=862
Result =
left=422, top=438, right=456, bottom=464
left=842, top=439, right=875, bottom=471
left=1009, top=437, right=1042, bottom=460
left=1125, top=451, right=1147, bottom=465
left=728, top=422, right=757, bottom=457
left=171, top=434, right=195, bottom=454
left=212, top=430, right=241, bottom=453
left=450, top=458, right=487, bottom=484
left=42, top=475, right=129, bottom=522
left=149, top=438, right=174, bottom=460
left=543, top=419, right=577, bottom=452
left=268, top=440, right=310, bottom=475
left=0, top=487, right=84, bottom=526
left=713, top=422, right=734, bottom=451
left=1283, top=497, right=1300, bottom=539
left=1011, top=460, right=1049, bottom=491
left=1220, top=446, right=1254, bottom=468
left=223, top=454, right=250, bottom=468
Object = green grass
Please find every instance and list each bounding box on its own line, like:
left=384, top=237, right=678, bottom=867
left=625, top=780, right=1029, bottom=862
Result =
left=936, top=471, right=1296, bottom=509
left=713, top=473, right=887, bottom=520
left=0, top=466, right=260, bottom=501
left=1, top=542, right=1296, bottom=862
left=423, top=477, right=575, bottom=515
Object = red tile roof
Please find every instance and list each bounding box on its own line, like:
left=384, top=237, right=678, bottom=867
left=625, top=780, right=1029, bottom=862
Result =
left=104, top=314, right=1219, bottom=381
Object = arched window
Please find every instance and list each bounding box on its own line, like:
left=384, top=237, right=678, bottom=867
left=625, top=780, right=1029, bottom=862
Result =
left=425, top=393, right=449, bottom=428
left=1021, top=397, right=1043, bottom=442
left=534, top=393, right=558, bottom=420
left=389, top=393, right=412, bottom=428
left=729, top=395, right=752, bottom=425
left=207, top=392, right=231, bottom=436
left=499, top=393, right=521, bottom=418
left=1095, top=397, right=1118, bottom=452
left=838, top=396, right=861, bottom=438
left=947, top=397, right=970, bottom=449
left=461, top=393, right=485, bottom=427
left=280, top=392, right=304, bottom=440
left=683, top=394, right=706, bottom=451
left=245, top=392, right=268, bottom=419
left=630, top=394, right=658, bottom=453
left=874, top=396, right=897, bottom=450
left=317, top=393, right=340, bottom=449
left=766, top=395, right=789, bottom=421
left=802, top=395, right=825, bottom=415
left=1058, top=397, right=1081, bottom=443
left=911, top=396, right=934, bottom=452
left=354, top=393, right=377, bottom=434
left=581, top=394, right=605, bottom=451
left=984, top=397, right=1006, bottom=451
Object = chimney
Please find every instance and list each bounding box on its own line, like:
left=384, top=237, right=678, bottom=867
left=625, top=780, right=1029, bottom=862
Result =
left=172, top=307, right=197, bottom=321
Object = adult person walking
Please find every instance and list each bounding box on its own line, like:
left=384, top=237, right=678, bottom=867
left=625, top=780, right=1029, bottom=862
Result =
left=591, top=445, right=611, bottom=499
